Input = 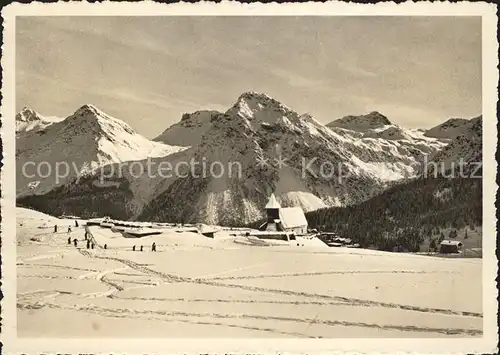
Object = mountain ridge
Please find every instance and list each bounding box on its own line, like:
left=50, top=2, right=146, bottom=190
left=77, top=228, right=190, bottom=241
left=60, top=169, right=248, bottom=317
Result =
left=16, top=92, right=479, bottom=226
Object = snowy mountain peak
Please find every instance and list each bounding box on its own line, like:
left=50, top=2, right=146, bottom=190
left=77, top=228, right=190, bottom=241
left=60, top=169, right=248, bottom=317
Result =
left=72, top=104, right=117, bottom=123
left=365, top=111, right=391, bottom=124
left=226, top=91, right=295, bottom=120
left=424, top=115, right=481, bottom=139
left=155, top=92, right=302, bottom=146
left=327, top=111, right=392, bottom=132
left=16, top=103, right=187, bottom=197
left=16, top=107, right=64, bottom=133
left=73, top=103, right=105, bottom=117
left=16, top=106, right=39, bottom=122
left=68, top=104, right=137, bottom=137
left=238, top=91, right=275, bottom=102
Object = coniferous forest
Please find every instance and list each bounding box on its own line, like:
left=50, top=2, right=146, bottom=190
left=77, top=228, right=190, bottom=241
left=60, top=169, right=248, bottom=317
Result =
left=305, top=176, right=482, bottom=251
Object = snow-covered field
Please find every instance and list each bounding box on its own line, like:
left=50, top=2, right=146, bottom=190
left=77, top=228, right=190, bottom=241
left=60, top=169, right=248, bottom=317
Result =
left=17, top=208, right=482, bottom=338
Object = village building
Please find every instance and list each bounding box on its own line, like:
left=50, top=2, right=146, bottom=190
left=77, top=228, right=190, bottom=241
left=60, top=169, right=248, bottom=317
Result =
left=439, top=240, right=463, bottom=254
left=259, top=193, right=308, bottom=234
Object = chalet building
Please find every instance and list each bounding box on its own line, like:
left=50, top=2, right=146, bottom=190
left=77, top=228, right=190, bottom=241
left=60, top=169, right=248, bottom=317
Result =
left=259, top=193, right=308, bottom=234
left=439, top=240, right=463, bottom=254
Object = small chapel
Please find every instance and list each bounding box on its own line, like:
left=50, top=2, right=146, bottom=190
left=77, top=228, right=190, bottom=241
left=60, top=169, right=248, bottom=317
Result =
left=259, top=193, right=308, bottom=234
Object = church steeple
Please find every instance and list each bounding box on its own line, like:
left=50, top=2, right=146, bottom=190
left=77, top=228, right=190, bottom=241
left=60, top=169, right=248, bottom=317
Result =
left=265, top=193, right=281, bottom=222
left=265, top=193, right=281, bottom=209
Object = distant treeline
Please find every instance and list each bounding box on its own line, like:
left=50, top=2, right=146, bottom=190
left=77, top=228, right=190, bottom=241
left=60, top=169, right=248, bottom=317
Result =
left=17, top=175, right=138, bottom=220
left=305, top=176, right=482, bottom=251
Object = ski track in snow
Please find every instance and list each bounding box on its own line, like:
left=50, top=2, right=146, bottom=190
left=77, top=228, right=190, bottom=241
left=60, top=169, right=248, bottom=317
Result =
left=196, top=262, right=271, bottom=279
left=68, top=250, right=482, bottom=319
left=17, top=262, right=99, bottom=273
left=18, top=299, right=481, bottom=337
left=209, top=269, right=459, bottom=281
left=17, top=251, right=73, bottom=263
left=17, top=219, right=482, bottom=337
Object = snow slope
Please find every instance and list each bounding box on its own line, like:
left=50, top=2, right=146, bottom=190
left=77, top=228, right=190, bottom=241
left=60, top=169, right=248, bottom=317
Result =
left=17, top=206, right=59, bottom=223
left=16, top=207, right=75, bottom=245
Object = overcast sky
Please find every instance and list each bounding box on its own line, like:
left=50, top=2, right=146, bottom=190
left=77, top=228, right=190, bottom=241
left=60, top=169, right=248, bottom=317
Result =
left=16, top=16, right=481, bottom=138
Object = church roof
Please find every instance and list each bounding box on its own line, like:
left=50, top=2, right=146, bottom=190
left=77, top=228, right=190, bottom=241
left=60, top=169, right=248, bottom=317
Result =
left=279, top=207, right=308, bottom=229
left=265, top=193, right=281, bottom=209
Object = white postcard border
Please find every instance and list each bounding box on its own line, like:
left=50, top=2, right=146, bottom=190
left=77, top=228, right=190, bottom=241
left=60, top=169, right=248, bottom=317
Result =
left=1, top=1, right=498, bottom=354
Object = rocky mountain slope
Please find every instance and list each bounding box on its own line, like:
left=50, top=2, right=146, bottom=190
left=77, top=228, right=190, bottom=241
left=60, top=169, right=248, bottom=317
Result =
left=17, top=92, right=471, bottom=226
left=154, top=110, right=220, bottom=147
left=306, top=115, right=483, bottom=251
left=424, top=117, right=473, bottom=139
left=423, top=116, right=482, bottom=176
left=327, top=111, right=392, bottom=132
left=138, top=92, right=451, bottom=225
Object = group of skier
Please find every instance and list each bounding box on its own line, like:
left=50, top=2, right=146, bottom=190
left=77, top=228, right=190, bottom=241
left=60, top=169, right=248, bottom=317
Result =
left=59, top=221, right=95, bottom=250
left=54, top=220, right=79, bottom=234
left=67, top=236, right=95, bottom=249
left=132, top=242, right=156, bottom=252
left=57, top=222, right=157, bottom=252
left=67, top=234, right=95, bottom=249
